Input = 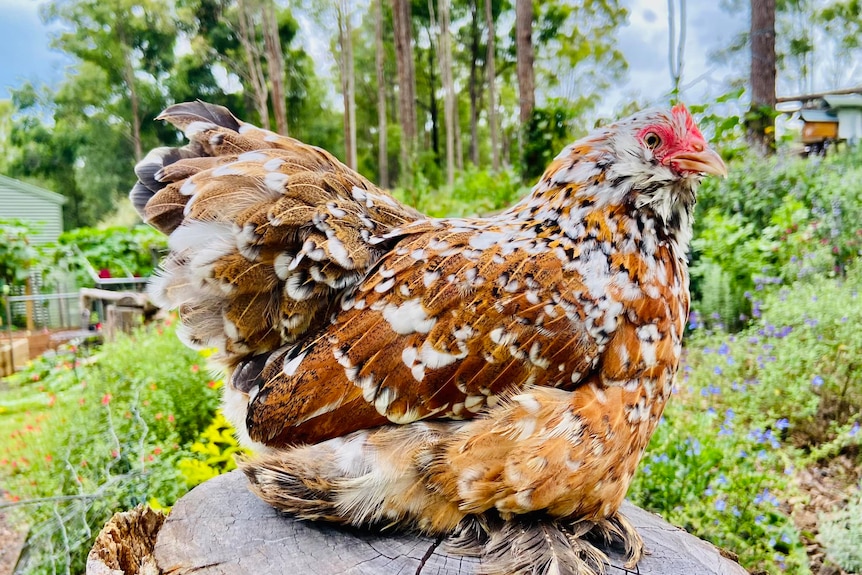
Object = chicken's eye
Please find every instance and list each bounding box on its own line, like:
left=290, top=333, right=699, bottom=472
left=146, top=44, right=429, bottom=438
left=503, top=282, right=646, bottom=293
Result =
left=644, top=132, right=662, bottom=150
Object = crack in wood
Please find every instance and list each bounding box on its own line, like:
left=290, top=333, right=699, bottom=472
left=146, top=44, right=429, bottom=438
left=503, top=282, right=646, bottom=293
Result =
left=416, top=533, right=446, bottom=575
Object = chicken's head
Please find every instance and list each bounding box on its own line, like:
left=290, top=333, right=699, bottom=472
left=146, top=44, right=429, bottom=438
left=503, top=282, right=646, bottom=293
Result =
left=542, top=103, right=727, bottom=248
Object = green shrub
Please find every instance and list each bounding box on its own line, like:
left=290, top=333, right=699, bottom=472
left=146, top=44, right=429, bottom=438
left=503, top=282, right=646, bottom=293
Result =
left=48, top=225, right=167, bottom=286
left=690, top=147, right=862, bottom=329
left=632, top=264, right=862, bottom=572
left=629, top=405, right=807, bottom=572
left=0, top=218, right=39, bottom=292
left=0, top=321, right=218, bottom=574
left=393, top=165, right=529, bottom=218
left=819, top=487, right=862, bottom=572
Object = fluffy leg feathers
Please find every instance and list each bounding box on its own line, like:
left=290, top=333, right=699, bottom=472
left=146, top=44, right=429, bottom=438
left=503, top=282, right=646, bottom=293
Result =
left=448, top=513, right=643, bottom=575
left=240, top=424, right=644, bottom=575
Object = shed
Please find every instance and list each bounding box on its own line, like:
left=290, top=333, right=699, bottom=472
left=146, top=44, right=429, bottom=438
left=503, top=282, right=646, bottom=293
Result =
left=0, top=174, right=66, bottom=245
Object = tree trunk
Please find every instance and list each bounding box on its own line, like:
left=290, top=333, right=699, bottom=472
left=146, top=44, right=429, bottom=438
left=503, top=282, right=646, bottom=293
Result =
left=485, top=0, right=500, bottom=172
left=263, top=0, right=288, bottom=135
left=337, top=1, right=357, bottom=170
left=375, top=0, right=389, bottom=188
left=468, top=0, right=481, bottom=167
left=426, top=32, right=440, bottom=162
left=438, top=0, right=456, bottom=187
left=748, top=0, right=776, bottom=154
left=117, top=23, right=143, bottom=162
left=392, top=0, right=417, bottom=182
left=515, top=0, right=535, bottom=128
left=237, top=0, right=271, bottom=129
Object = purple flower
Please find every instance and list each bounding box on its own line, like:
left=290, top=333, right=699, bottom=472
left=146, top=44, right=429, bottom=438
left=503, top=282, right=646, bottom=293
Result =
left=714, top=498, right=726, bottom=512
left=812, top=375, right=824, bottom=387
left=775, top=418, right=789, bottom=431
left=754, top=488, right=780, bottom=507
left=776, top=326, right=793, bottom=338
left=718, top=343, right=730, bottom=356
left=850, top=422, right=860, bottom=437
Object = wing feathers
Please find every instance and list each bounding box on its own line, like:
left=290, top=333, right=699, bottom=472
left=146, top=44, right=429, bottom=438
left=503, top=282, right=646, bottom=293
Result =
left=134, top=102, right=421, bottom=367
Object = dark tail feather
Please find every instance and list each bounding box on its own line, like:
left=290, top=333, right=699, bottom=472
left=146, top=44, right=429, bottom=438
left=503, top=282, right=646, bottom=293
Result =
left=157, top=100, right=241, bottom=132
left=131, top=145, right=202, bottom=225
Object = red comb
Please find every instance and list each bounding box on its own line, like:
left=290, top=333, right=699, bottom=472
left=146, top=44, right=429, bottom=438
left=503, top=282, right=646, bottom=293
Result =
left=672, top=103, right=704, bottom=140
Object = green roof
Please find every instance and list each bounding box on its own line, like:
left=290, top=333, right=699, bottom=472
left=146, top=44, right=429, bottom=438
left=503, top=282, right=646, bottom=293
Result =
left=0, top=173, right=66, bottom=205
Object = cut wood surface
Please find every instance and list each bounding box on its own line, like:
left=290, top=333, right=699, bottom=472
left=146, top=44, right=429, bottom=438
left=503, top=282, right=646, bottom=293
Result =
left=147, top=470, right=747, bottom=575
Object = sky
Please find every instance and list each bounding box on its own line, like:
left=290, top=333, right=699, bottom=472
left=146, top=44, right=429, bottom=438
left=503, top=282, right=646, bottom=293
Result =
left=0, top=0, right=69, bottom=100
left=0, top=0, right=748, bottom=114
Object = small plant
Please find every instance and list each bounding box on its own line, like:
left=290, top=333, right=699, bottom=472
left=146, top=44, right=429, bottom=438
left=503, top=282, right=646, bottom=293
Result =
left=178, top=409, right=245, bottom=488
left=690, top=147, right=862, bottom=329
left=819, top=487, right=862, bottom=572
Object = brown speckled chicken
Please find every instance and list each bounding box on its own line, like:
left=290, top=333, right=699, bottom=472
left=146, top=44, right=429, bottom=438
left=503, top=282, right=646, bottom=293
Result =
left=132, top=101, right=726, bottom=575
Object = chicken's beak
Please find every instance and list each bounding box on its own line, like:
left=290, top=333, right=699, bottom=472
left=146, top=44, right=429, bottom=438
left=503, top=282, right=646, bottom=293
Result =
left=668, top=147, right=728, bottom=178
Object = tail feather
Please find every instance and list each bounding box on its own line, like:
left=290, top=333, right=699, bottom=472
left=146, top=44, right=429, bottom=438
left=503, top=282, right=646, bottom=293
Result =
left=131, top=101, right=422, bottom=368
left=156, top=100, right=241, bottom=133
left=239, top=424, right=467, bottom=532
left=472, top=519, right=608, bottom=575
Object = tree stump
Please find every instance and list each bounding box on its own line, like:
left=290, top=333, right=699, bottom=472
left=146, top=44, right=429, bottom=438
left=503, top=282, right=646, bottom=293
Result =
left=88, top=470, right=747, bottom=575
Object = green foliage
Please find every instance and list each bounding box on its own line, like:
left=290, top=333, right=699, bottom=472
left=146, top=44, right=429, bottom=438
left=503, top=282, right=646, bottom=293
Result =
left=690, top=147, right=862, bottom=329
left=532, top=0, right=628, bottom=103
left=631, top=264, right=862, bottom=573
left=628, top=407, right=806, bottom=572
left=520, top=104, right=576, bottom=181
left=0, top=322, right=219, bottom=574
left=819, top=487, right=862, bottom=572
left=0, top=219, right=39, bottom=290
left=689, top=89, right=748, bottom=159
left=50, top=225, right=167, bottom=285
left=393, top=165, right=528, bottom=218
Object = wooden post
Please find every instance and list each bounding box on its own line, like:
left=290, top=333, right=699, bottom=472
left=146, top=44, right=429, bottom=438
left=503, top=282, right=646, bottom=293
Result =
left=88, top=471, right=748, bottom=575
left=25, top=277, right=35, bottom=331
